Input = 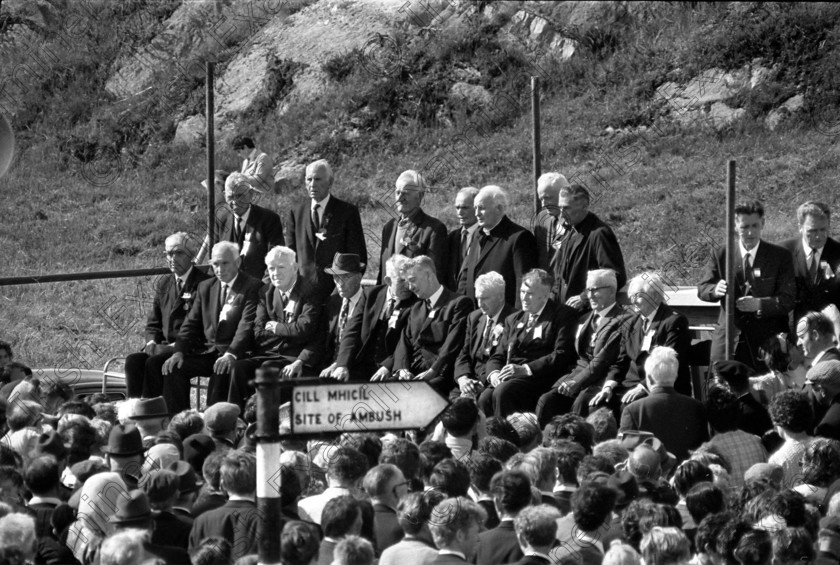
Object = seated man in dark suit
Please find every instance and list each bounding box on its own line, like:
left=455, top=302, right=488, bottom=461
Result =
left=201, top=172, right=284, bottom=280
left=780, top=201, right=840, bottom=338
left=228, top=246, right=323, bottom=405
left=606, top=272, right=693, bottom=406
left=374, top=256, right=471, bottom=397
left=550, top=182, right=626, bottom=313
left=476, top=470, right=532, bottom=565
left=318, top=254, right=366, bottom=379
left=456, top=185, right=537, bottom=307
left=445, top=187, right=480, bottom=291
left=478, top=269, right=578, bottom=419
left=329, top=254, right=417, bottom=382
left=377, top=170, right=448, bottom=284
left=451, top=271, right=514, bottom=402
left=511, top=505, right=561, bottom=565
left=619, top=347, right=709, bottom=462
left=126, top=232, right=211, bottom=399
left=427, top=497, right=486, bottom=564
left=285, top=159, right=367, bottom=294
left=158, top=242, right=262, bottom=413
left=698, top=200, right=795, bottom=371
left=536, top=269, right=626, bottom=425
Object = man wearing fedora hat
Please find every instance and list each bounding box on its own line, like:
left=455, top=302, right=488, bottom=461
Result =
left=285, top=159, right=367, bottom=295
left=128, top=396, right=170, bottom=441
left=110, top=489, right=191, bottom=564
left=102, top=423, right=145, bottom=490
left=319, top=253, right=366, bottom=378
left=169, top=460, right=202, bottom=518
left=229, top=245, right=324, bottom=405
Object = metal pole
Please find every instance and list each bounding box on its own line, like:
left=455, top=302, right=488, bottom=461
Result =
left=254, top=366, right=282, bottom=565
left=531, top=76, right=541, bottom=215
left=206, top=62, right=216, bottom=252
left=0, top=267, right=170, bottom=286
left=725, top=160, right=736, bottom=360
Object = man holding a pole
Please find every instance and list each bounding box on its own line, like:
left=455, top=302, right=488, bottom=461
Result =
left=698, top=200, right=795, bottom=371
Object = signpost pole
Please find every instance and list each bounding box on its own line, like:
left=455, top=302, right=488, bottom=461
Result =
left=255, top=366, right=282, bottom=565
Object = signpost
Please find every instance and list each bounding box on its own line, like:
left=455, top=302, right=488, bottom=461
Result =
left=289, top=381, right=449, bottom=435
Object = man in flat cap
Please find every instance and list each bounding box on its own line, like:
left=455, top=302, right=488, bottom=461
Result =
left=807, top=359, right=840, bottom=440
left=319, top=254, right=366, bottom=378
left=203, top=402, right=242, bottom=452
left=142, top=468, right=192, bottom=549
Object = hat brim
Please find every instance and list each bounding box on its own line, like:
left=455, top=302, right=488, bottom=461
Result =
left=324, top=265, right=365, bottom=276
left=102, top=446, right=146, bottom=456
left=109, top=513, right=152, bottom=524
left=128, top=412, right=170, bottom=420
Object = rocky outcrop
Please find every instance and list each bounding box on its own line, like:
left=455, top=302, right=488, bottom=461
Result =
left=765, top=94, right=804, bottom=131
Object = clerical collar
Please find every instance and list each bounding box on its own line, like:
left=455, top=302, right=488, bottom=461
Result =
left=481, top=215, right=504, bottom=235
left=739, top=239, right=761, bottom=259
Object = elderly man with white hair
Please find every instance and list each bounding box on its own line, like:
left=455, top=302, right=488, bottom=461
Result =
left=619, top=346, right=709, bottom=461
left=608, top=271, right=693, bottom=404
left=213, top=171, right=284, bottom=280
left=534, top=172, right=571, bottom=270
left=157, top=241, right=262, bottom=413
left=452, top=271, right=515, bottom=401
left=285, top=159, right=367, bottom=294
left=229, top=245, right=324, bottom=403
left=456, top=185, right=537, bottom=308
left=535, top=269, right=627, bottom=425
left=377, top=170, right=448, bottom=285
left=125, top=231, right=212, bottom=399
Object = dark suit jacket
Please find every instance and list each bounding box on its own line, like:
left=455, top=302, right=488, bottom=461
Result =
left=151, top=510, right=193, bottom=549
left=615, top=303, right=692, bottom=393
left=454, top=305, right=516, bottom=385
left=217, top=204, right=284, bottom=280
left=550, top=212, right=627, bottom=304
left=253, top=278, right=323, bottom=367
left=697, top=240, right=795, bottom=342
left=378, top=209, right=448, bottom=284
left=554, top=304, right=626, bottom=393
left=145, top=268, right=212, bottom=344
left=373, top=502, right=404, bottom=554
left=534, top=208, right=558, bottom=271
left=390, top=287, right=472, bottom=393
left=486, top=300, right=578, bottom=383
left=174, top=273, right=262, bottom=358
left=738, top=392, right=773, bottom=437
left=285, top=195, right=367, bottom=286
left=189, top=499, right=259, bottom=561
left=816, top=396, right=840, bottom=441
left=779, top=236, right=840, bottom=322
left=620, top=385, right=709, bottom=461
left=446, top=227, right=467, bottom=291
left=513, top=556, right=552, bottom=565
left=475, top=520, right=523, bottom=565
left=335, top=285, right=416, bottom=378
left=457, top=215, right=538, bottom=307
left=431, top=553, right=468, bottom=564
left=477, top=498, right=500, bottom=529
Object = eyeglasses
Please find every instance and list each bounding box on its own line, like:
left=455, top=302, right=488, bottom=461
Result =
left=392, top=480, right=412, bottom=497
left=585, top=286, right=609, bottom=294
left=164, top=250, right=188, bottom=258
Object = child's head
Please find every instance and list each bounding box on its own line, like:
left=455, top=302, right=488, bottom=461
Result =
left=441, top=397, right=479, bottom=438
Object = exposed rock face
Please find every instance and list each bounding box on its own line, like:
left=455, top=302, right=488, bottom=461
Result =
left=173, top=114, right=206, bottom=146
left=765, top=94, right=805, bottom=131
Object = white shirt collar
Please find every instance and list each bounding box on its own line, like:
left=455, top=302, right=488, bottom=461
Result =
left=222, top=274, right=238, bottom=290
left=463, top=222, right=480, bottom=236
left=529, top=301, right=548, bottom=321
left=235, top=206, right=251, bottom=225
left=813, top=349, right=829, bottom=366
left=595, top=303, right=616, bottom=320
left=739, top=239, right=761, bottom=260
left=28, top=496, right=62, bottom=507
left=177, top=266, right=194, bottom=286
left=312, top=194, right=331, bottom=211
left=345, top=287, right=363, bottom=315
left=437, top=549, right=467, bottom=560
left=803, top=237, right=825, bottom=255
left=427, top=285, right=445, bottom=310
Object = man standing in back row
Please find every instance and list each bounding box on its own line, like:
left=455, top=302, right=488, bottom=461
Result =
left=698, top=200, right=795, bottom=371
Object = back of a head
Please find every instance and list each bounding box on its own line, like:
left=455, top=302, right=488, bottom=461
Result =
left=603, top=541, right=643, bottom=565
left=0, top=513, right=36, bottom=564
left=203, top=451, right=225, bottom=490
left=593, top=439, right=630, bottom=468
left=280, top=521, right=321, bottom=565
left=333, top=535, right=375, bottom=565
left=328, top=446, right=369, bottom=485
left=322, top=495, right=361, bottom=538
left=587, top=407, right=618, bottom=443
left=773, top=527, right=815, bottom=565
left=695, top=512, right=734, bottom=557
left=644, top=347, right=679, bottom=387
left=622, top=500, right=674, bottom=551
left=513, top=505, right=561, bottom=548
left=554, top=439, right=587, bottom=484
left=477, top=436, right=518, bottom=464
left=489, top=470, right=532, bottom=515
left=468, top=452, right=503, bottom=494
left=704, top=386, right=741, bottom=433
left=362, top=464, right=400, bottom=499
left=578, top=454, right=617, bottom=485
left=523, top=447, right=557, bottom=487
left=485, top=417, right=520, bottom=445
left=98, top=528, right=148, bottom=565
left=685, top=482, right=726, bottom=525
left=673, top=460, right=713, bottom=498
left=397, top=490, right=446, bottom=536
left=340, top=434, right=382, bottom=471
left=24, top=455, right=59, bottom=496
left=573, top=482, right=617, bottom=532
left=190, top=536, right=232, bottom=565
left=507, top=412, right=540, bottom=449
left=168, top=410, right=204, bottom=441
left=768, top=390, right=813, bottom=434
left=428, top=497, right=486, bottom=549
left=733, top=529, right=773, bottom=565
left=379, top=438, right=420, bottom=481
left=628, top=445, right=661, bottom=483
left=640, top=526, right=690, bottom=565
left=441, top=398, right=479, bottom=438
left=543, top=414, right=594, bottom=453
left=220, top=451, right=256, bottom=497
left=428, top=458, right=471, bottom=497
left=418, top=440, right=452, bottom=482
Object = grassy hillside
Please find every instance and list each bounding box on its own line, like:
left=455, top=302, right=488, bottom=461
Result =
left=1, top=1, right=839, bottom=368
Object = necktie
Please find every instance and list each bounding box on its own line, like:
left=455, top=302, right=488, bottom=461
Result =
left=642, top=317, right=650, bottom=334
left=527, top=314, right=537, bottom=329
left=312, top=203, right=321, bottom=232
left=590, top=314, right=600, bottom=342
left=550, top=216, right=559, bottom=244
left=744, top=252, right=754, bottom=287
left=461, top=227, right=470, bottom=259
left=398, top=215, right=411, bottom=229
left=382, top=297, right=396, bottom=321
left=336, top=299, right=350, bottom=348
left=176, top=278, right=183, bottom=295
left=425, top=299, right=433, bottom=314
left=235, top=217, right=243, bottom=244
left=219, top=283, right=228, bottom=315
left=809, top=247, right=820, bottom=283
left=481, top=316, right=494, bottom=352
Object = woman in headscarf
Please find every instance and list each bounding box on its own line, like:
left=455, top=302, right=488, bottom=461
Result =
left=65, top=472, right=129, bottom=565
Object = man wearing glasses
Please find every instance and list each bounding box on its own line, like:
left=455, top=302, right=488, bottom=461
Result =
left=535, top=269, right=626, bottom=426
left=125, top=232, right=211, bottom=399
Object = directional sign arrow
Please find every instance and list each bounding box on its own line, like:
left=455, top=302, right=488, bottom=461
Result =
left=289, top=381, right=449, bottom=435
